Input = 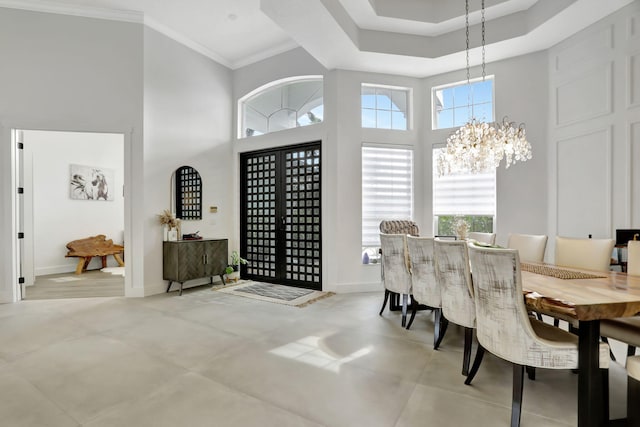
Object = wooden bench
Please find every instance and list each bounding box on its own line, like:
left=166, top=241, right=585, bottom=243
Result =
left=66, top=234, right=125, bottom=274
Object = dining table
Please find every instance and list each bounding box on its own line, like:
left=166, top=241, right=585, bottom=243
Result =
left=521, top=262, right=640, bottom=427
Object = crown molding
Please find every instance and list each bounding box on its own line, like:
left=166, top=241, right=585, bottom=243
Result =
left=0, top=0, right=143, bottom=23
left=0, top=0, right=238, bottom=68
left=231, top=40, right=300, bottom=69
left=142, top=17, right=232, bottom=68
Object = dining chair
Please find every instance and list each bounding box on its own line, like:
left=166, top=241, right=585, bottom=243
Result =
left=466, top=245, right=610, bottom=427
left=600, top=240, right=640, bottom=359
left=434, top=239, right=477, bottom=375
left=468, top=232, right=496, bottom=245
left=379, top=233, right=412, bottom=327
left=406, top=236, right=447, bottom=347
left=627, top=356, right=640, bottom=425
left=507, top=233, right=547, bottom=263
left=555, top=236, right=615, bottom=272
left=378, top=220, right=419, bottom=312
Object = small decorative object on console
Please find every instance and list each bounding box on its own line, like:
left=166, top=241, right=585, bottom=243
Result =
left=182, top=231, right=202, bottom=240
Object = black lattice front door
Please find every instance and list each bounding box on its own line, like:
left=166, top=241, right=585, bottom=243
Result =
left=240, top=142, right=321, bottom=290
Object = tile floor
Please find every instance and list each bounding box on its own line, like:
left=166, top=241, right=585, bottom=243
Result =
left=0, top=287, right=630, bottom=426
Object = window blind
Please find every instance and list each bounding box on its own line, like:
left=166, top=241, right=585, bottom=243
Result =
left=432, top=148, right=496, bottom=216
left=362, top=146, right=413, bottom=247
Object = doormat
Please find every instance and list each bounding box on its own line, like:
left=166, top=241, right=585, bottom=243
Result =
left=214, top=281, right=333, bottom=307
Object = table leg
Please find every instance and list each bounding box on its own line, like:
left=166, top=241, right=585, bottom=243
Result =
left=578, top=319, right=603, bottom=427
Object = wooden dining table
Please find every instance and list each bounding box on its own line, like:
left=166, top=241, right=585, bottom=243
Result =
left=521, top=263, right=640, bottom=427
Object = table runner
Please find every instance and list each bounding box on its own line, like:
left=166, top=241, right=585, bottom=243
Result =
left=521, top=262, right=607, bottom=280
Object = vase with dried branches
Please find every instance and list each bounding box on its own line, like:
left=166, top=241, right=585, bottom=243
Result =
left=158, top=209, right=180, bottom=241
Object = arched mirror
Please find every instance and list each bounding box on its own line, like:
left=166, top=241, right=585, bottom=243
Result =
left=173, top=165, right=202, bottom=220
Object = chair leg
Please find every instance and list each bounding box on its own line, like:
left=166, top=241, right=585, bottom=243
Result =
left=464, top=345, right=485, bottom=385
left=526, top=366, right=536, bottom=381
left=401, top=294, right=409, bottom=327
left=553, top=318, right=560, bottom=327
left=600, top=337, right=616, bottom=361
left=406, top=298, right=418, bottom=330
left=379, top=289, right=390, bottom=316
left=462, top=327, right=473, bottom=376
left=434, top=309, right=448, bottom=350
left=511, top=364, right=525, bottom=427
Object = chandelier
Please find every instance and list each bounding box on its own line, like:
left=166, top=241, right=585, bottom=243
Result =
left=437, top=0, right=532, bottom=176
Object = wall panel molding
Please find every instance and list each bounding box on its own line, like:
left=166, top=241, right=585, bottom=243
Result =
left=555, top=62, right=613, bottom=127
left=631, top=121, right=640, bottom=226
left=554, top=25, right=613, bottom=72
left=555, top=127, right=612, bottom=237
left=629, top=50, right=640, bottom=109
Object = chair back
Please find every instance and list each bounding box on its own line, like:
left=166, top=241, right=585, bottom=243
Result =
left=507, top=233, right=548, bottom=263
left=468, top=232, right=496, bottom=245
left=434, top=239, right=475, bottom=328
left=628, top=240, right=640, bottom=276
left=555, top=236, right=615, bottom=272
left=379, top=220, right=419, bottom=236
left=468, top=245, right=579, bottom=367
left=380, top=233, right=411, bottom=294
left=407, top=236, right=439, bottom=307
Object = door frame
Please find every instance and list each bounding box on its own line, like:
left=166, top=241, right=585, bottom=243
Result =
left=2, top=124, right=135, bottom=303
left=240, top=141, right=322, bottom=290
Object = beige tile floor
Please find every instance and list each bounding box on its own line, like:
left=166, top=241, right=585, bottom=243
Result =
left=0, top=287, right=631, bottom=426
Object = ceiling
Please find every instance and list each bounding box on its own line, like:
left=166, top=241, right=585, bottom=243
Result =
left=1, top=0, right=635, bottom=77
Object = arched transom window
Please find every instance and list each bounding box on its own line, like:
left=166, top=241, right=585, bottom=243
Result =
left=239, top=76, right=323, bottom=138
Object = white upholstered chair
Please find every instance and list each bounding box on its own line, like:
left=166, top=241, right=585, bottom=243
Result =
left=434, top=239, right=477, bottom=375
left=379, top=233, right=412, bottom=327
left=468, top=232, right=496, bottom=245
left=507, top=233, right=548, bottom=263
left=600, top=240, right=640, bottom=359
left=628, top=240, right=640, bottom=276
left=555, top=236, right=615, bottom=272
left=466, top=245, right=610, bottom=427
left=406, top=236, right=446, bottom=347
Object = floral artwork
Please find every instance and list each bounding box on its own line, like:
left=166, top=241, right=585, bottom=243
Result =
left=69, top=164, right=115, bottom=201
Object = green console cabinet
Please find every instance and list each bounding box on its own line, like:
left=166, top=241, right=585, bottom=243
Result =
left=163, top=238, right=228, bottom=295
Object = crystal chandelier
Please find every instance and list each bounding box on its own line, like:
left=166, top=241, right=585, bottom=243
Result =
left=437, top=0, right=532, bottom=176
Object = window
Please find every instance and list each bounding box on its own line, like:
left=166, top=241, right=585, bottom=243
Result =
left=432, top=76, right=494, bottom=130
left=362, top=146, right=413, bottom=263
left=361, top=84, right=409, bottom=130
left=432, top=147, right=495, bottom=235
left=240, top=76, right=323, bottom=138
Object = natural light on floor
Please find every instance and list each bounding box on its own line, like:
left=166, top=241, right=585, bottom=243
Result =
left=269, top=336, right=372, bottom=373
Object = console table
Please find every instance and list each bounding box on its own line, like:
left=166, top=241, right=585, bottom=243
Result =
left=163, top=238, right=228, bottom=295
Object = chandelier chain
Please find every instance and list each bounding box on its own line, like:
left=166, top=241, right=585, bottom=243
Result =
left=436, top=0, right=532, bottom=177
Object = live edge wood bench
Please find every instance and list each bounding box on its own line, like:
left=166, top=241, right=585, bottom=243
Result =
left=66, top=235, right=125, bottom=274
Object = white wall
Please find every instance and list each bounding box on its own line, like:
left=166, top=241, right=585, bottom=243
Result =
left=143, top=27, right=233, bottom=295
left=0, top=7, right=144, bottom=301
left=24, top=130, right=124, bottom=277
left=548, top=1, right=640, bottom=261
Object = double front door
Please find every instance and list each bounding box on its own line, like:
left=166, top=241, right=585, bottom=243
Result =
left=240, top=142, right=321, bottom=290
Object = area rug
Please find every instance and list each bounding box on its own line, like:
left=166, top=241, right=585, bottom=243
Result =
left=214, top=280, right=333, bottom=307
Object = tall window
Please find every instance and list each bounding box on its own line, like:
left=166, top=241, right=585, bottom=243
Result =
left=432, top=147, right=495, bottom=235
left=361, top=84, right=410, bottom=130
left=239, top=76, right=323, bottom=138
left=362, top=145, right=413, bottom=263
left=432, top=76, right=494, bottom=130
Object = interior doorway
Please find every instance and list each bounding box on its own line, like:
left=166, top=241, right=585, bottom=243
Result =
left=240, top=141, right=322, bottom=290
left=16, top=129, right=125, bottom=300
